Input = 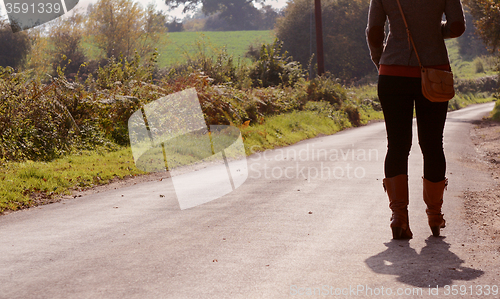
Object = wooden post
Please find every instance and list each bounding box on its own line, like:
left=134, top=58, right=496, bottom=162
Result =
left=314, top=0, right=325, bottom=76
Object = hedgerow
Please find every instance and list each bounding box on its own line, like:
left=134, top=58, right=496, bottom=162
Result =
left=0, top=40, right=370, bottom=164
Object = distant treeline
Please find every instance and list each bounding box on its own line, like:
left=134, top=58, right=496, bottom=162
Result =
left=168, top=5, right=281, bottom=32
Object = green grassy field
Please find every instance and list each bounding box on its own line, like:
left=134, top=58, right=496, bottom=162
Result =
left=82, top=31, right=494, bottom=75
left=157, top=31, right=276, bottom=67
left=82, top=31, right=277, bottom=68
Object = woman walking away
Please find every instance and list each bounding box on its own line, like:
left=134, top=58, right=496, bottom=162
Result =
left=366, top=0, right=465, bottom=239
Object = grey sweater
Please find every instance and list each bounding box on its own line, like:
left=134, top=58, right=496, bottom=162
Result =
left=366, top=0, right=466, bottom=68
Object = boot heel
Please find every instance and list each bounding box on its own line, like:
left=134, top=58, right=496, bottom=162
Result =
left=431, top=226, right=440, bottom=237
left=392, top=227, right=403, bottom=239
left=392, top=226, right=413, bottom=239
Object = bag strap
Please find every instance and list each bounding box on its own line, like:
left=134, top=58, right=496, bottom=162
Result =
left=396, top=0, right=424, bottom=69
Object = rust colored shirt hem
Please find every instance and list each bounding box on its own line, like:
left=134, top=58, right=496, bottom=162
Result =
left=379, top=64, right=451, bottom=78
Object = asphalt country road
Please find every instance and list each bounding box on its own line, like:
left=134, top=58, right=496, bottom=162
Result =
left=1, top=102, right=499, bottom=299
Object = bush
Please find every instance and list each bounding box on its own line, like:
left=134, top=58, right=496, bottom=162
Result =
left=166, top=37, right=247, bottom=86
left=455, top=75, right=498, bottom=94
left=249, top=39, right=305, bottom=88
left=343, top=104, right=361, bottom=127
left=474, top=58, right=485, bottom=73
left=0, top=67, right=111, bottom=162
left=0, top=50, right=166, bottom=162
left=89, top=52, right=165, bottom=145
left=0, top=20, right=31, bottom=70
left=490, top=99, right=500, bottom=121
left=306, top=75, right=347, bottom=109
left=49, top=12, right=87, bottom=79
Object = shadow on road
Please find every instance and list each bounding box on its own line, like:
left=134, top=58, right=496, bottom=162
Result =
left=365, top=237, right=484, bottom=288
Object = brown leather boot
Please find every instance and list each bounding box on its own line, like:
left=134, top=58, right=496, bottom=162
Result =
left=423, top=177, right=448, bottom=237
left=383, top=174, right=413, bottom=239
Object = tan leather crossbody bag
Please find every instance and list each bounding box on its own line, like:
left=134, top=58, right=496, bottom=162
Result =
left=396, top=0, right=455, bottom=102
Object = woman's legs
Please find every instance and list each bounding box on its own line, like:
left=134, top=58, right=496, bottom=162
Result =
left=378, top=75, right=448, bottom=180
left=415, top=95, right=448, bottom=182
left=378, top=75, right=449, bottom=238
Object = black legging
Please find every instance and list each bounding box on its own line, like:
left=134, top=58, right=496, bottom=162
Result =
left=378, top=75, right=448, bottom=183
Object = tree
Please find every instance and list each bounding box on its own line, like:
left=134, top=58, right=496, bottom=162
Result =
left=276, top=0, right=373, bottom=81
left=165, top=0, right=264, bottom=30
left=24, top=24, right=53, bottom=78
left=457, top=8, right=489, bottom=58
left=0, top=19, right=30, bottom=70
left=259, top=5, right=279, bottom=30
left=166, top=17, right=184, bottom=32
left=86, top=0, right=166, bottom=59
left=464, top=0, right=500, bottom=53
left=49, top=12, right=87, bottom=77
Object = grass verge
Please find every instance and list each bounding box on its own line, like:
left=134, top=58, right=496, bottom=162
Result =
left=491, top=99, right=500, bottom=121
left=449, top=93, right=496, bottom=111
left=242, top=111, right=350, bottom=154
left=0, top=148, right=145, bottom=213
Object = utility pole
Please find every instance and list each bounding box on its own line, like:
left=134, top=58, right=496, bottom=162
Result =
left=314, top=0, right=325, bottom=76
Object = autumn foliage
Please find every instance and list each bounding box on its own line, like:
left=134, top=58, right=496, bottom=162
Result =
left=464, top=0, right=500, bottom=53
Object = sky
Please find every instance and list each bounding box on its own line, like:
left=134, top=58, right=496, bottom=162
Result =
left=74, top=0, right=289, bottom=19
left=0, top=0, right=290, bottom=24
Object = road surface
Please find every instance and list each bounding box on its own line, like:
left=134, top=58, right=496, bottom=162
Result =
left=1, top=102, right=499, bottom=298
